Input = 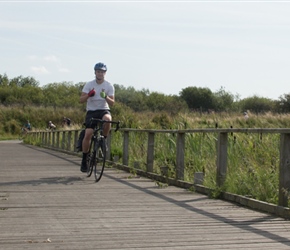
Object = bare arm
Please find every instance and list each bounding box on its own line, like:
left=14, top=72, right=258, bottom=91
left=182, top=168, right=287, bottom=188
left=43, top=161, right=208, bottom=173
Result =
left=105, top=95, right=115, bottom=106
left=80, top=92, right=89, bottom=103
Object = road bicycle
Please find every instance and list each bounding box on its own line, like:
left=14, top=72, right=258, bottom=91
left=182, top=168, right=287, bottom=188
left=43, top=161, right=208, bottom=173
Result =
left=86, top=118, right=120, bottom=182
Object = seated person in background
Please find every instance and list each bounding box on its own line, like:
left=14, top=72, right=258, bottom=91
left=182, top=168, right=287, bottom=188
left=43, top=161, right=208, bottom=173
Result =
left=24, top=120, right=31, bottom=131
left=66, top=117, right=71, bottom=126
left=48, top=121, right=56, bottom=130
left=62, top=117, right=71, bottom=127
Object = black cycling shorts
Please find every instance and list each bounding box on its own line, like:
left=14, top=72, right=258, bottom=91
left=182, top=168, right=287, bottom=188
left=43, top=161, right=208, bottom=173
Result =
left=85, top=110, right=111, bottom=129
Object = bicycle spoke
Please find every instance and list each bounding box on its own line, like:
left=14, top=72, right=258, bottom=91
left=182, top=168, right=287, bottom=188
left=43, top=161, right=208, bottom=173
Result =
left=86, top=141, right=95, bottom=177
left=94, top=140, right=106, bottom=182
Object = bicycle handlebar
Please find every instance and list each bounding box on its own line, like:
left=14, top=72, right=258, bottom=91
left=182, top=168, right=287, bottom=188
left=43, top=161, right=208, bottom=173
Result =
left=90, top=118, right=120, bottom=132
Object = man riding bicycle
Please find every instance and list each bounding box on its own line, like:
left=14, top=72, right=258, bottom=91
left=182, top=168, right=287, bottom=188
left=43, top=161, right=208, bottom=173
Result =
left=79, top=62, right=115, bottom=173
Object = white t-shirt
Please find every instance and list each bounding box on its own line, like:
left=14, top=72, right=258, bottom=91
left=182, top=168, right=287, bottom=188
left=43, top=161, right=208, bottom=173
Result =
left=82, top=79, right=114, bottom=111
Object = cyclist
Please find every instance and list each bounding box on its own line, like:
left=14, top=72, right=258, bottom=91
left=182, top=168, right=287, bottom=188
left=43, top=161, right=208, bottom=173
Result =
left=79, top=62, right=115, bottom=173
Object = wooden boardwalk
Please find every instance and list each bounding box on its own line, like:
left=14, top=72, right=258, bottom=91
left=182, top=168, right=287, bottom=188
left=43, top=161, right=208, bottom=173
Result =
left=1, top=140, right=290, bottom=250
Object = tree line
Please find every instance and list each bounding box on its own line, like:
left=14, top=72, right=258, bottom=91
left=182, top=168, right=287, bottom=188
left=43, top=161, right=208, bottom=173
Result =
left=1, top=73, right=290, bottom=114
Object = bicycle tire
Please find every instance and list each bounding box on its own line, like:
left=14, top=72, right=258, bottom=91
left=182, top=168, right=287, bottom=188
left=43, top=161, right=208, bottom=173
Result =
left=94, top=139, right=106, bottom=182
left=86, top=140, right=95, bottom=177
left=86, top=151, right=95, bottom=177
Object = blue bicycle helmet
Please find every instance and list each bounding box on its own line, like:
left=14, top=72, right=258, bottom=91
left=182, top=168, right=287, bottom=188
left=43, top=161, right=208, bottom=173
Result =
left=94, top=62, right=107, bottom=71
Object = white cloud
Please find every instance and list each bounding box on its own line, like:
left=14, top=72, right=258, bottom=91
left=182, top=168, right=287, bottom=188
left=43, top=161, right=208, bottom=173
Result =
left=28, top=55, right=70, bottom=76
left=30, top=66, right=49, bottom=74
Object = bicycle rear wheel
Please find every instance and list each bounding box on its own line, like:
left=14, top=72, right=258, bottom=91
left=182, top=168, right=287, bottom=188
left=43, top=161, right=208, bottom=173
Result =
left=94, top=139, right=106, bottom=182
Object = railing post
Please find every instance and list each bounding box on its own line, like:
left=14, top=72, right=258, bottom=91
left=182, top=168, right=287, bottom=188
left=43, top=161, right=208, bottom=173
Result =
left=147, top=132, right=155, bottom=173
left=67, top=131, right=72, bottom=151
left=46, top=132, right=49, bottom=146
left=41, top=132, right=45, bottom=145
left=74, top=131, right=79, bottom=153
left=279, top=133, right=290, bottom=207
left=56, top=131, right=60, bottom=149
left=43, top=132, right=47, bottom=146
left=61, top=131, right=66, bottom=150
left=216, top=132, right=228, bottom=187
left=123, top=131, right=129, bottom=166
left=52, top=131, right=55, bottom=147
left=48, top=132, right=51, bottom=146
left=176, top=132, right=185, bottom=180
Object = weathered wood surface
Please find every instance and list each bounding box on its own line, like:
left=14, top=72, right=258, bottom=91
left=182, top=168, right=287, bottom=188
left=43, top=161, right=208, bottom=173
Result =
left=1, top=140, right=290, bottom=250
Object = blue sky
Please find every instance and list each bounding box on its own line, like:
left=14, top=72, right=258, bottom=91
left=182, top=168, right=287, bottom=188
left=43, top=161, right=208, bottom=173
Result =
left=1, top=0, right=290, bottom=100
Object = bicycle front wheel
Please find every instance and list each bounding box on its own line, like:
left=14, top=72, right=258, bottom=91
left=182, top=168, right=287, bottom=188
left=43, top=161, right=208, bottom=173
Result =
left=94, top=140, right=106, bottom=182
left=86, top=140, right=95, bottom=177
left=86, top=151, right=95, bottom=177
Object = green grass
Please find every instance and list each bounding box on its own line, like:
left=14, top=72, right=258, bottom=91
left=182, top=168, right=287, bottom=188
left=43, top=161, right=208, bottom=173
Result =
left=119, top=129, right=282, bottom=206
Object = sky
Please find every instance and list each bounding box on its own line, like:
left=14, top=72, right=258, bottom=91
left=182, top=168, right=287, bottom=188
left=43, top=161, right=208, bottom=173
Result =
left=1, top=0, right=290, bottom=101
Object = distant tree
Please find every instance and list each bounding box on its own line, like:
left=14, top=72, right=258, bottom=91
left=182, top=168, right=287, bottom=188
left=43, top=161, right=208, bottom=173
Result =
left=179, top=86, right=215, bottom=112
left=22, top=85, right=44, bottom=106
left=146, top=92, right=169, bottom=112
left=163, top=95, right=188, bottom=115
left=9, top=75, right=39, bottom=87
left=213, top=87, right=235, bottom=111
left=238, top=95, right=275, bottom=113
left=0, top=74, right=285, bottom=116
left=114, top=84, right=136, bottom=107
left=114, top=84, right=149, bottom=111
left=114, top=84, right=188, bottom=114
left=145, top=92, right=187, bottom=114
left=0, top=74, right=42, bottom=105
left=42, top=82, right=82, bottom=108
left=0, top=87, right=10, bottom=104
left=0, top=74, right=9, bottom=86
left=275, top=93, right=290, bottom=113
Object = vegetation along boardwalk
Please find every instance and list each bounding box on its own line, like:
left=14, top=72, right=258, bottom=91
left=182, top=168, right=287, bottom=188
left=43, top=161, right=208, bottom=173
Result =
left=1, top=140, right=290, bottom=250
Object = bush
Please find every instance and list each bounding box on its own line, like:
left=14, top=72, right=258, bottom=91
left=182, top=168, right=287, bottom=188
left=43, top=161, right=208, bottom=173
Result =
left=4, top=119, right=20, bottom=134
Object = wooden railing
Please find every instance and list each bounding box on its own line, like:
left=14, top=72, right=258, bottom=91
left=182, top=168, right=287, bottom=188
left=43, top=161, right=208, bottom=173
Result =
left=27, top=128, right=290, bottom=216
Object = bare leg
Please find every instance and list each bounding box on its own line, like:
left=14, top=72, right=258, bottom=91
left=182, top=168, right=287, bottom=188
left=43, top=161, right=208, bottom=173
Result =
left=82, top=128, right=93, bottom=153
left=102, top=113, right=112, bottom=137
